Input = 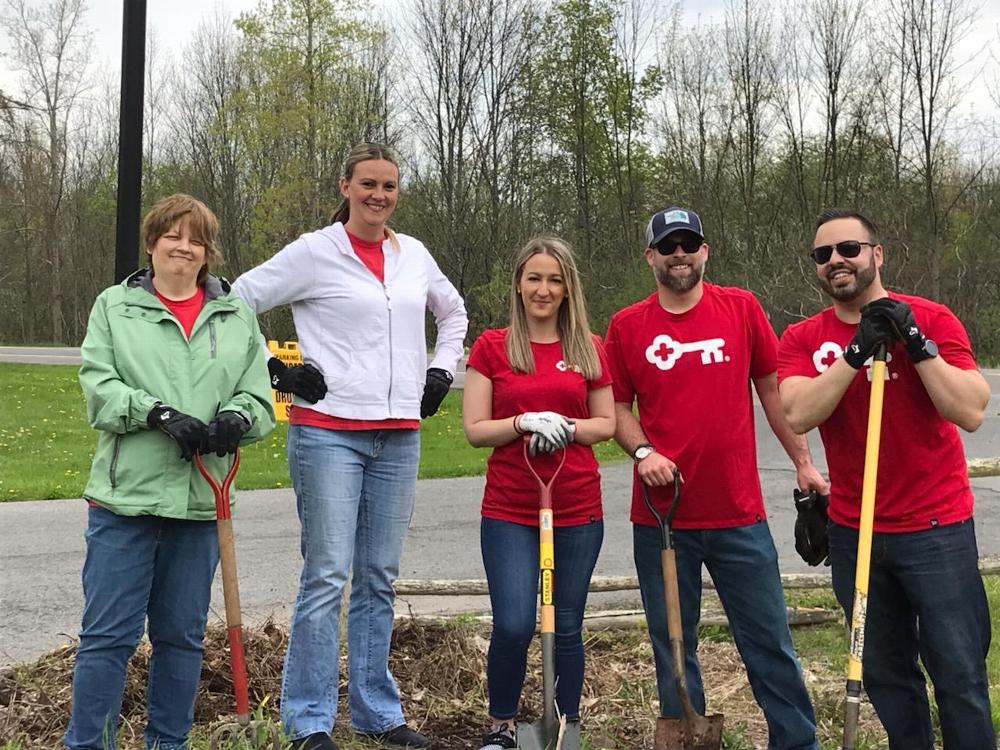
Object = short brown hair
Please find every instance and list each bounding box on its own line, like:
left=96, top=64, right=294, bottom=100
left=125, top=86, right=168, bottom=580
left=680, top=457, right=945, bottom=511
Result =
left=816, top=208, right=880, bottom=244
left=142, top=193, right=223, bottom=282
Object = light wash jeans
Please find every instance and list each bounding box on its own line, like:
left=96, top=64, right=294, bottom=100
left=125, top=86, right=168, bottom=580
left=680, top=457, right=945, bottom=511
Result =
left=64, top=505, right=219, bottom=750
left=281, top=425, right=420, bottom=740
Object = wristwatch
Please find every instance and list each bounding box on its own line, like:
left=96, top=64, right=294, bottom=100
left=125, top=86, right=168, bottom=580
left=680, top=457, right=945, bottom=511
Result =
left=918, top=338, right=939, bottom=360
left=632, top=443, right=655, bottom=462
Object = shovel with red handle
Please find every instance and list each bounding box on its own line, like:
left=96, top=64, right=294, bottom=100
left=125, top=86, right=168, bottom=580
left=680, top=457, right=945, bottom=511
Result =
left=194, top=449, right=281, bottom=750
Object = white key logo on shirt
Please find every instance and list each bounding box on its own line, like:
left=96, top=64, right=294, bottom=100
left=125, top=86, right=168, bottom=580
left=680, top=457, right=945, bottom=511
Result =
left=812, top=341, right=893, bottom=381
left=646, top=334, right=727, bottom=371
left=556, top=359, right=581, bottom=373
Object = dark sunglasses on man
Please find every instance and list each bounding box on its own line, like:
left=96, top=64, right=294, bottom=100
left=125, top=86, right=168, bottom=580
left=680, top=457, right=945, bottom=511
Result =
left=810, top=239, right=876, bottom=265
left=654, top=234, right=703, bottom=255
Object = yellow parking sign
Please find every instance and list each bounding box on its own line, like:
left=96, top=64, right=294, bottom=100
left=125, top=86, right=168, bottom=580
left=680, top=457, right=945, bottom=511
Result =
left=266, top=340, right=302, bottom=421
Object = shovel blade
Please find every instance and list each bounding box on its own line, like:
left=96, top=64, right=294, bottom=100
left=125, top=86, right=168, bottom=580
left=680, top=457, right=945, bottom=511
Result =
left=517, top=720, right=582, bottom=750
left=559, top=720, right=581, bottom=750
left=653, top=714, right=724, bottom=750
left=517, top=722, right=553, bottom=750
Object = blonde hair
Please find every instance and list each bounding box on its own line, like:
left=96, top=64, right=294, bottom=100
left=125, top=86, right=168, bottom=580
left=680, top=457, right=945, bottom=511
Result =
left=331, top=142, right=401, bottom=251
left=142, top=193, right=222, bottom=283
left=506, top=236, right=601, bottom=379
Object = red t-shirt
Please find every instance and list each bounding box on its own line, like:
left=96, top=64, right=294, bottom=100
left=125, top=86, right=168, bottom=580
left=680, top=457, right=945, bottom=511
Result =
left=777, top=292, right=976, bottom=532
left=347, top=230, right=385, bottom=282
left=288, top=230, right=418, bottom=431
left=467, top=328, right=612, bottom=527
left=156, top=286, right=205, bottom=338
left=604, top=285, right=777, bottom=529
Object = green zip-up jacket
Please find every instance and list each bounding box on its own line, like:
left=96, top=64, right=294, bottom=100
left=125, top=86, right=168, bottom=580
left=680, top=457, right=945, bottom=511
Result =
left=78, top=269, right=276, bottom=520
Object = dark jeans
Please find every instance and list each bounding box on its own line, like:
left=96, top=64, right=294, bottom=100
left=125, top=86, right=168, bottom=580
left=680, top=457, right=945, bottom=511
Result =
left=480, top=517, right=603, bottom=720
left=64, top=505, right=219, bottom=750
left=633, top=521, right=819, bottom=750
left=829, top=520, right=995, bottom=750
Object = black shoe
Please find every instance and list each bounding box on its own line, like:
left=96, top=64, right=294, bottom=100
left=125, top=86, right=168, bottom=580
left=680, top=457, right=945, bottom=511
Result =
left=359, top=724, right=432, bottom=748
left=478, top=722, right=517, bottom=750
left=290, top=732, right=340, bottom=750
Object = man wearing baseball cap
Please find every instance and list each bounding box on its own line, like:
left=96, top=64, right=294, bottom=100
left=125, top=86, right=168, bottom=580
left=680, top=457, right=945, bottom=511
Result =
left=604, top=207, right=825, bottom=748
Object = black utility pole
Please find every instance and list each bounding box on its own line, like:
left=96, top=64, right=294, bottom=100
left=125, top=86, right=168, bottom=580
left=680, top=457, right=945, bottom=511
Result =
left=114, top=0, right=147, bottom=282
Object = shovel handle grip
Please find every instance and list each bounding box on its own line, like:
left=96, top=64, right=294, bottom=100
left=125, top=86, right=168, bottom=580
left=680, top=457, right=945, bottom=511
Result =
left=641, top=471, right=682, bottom=550
left=194, top=450, right=241, bottom=521
left=522, top=438, right=567, bottom=511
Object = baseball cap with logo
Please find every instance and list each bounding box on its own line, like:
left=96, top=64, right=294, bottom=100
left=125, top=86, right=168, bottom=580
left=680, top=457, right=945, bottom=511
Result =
left=645, top=207, right=704, bottom=247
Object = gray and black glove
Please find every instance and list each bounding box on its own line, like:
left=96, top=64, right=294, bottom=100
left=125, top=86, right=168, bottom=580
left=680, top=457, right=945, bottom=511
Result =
left=420, top=368, right=453, bottom=418
left=147, top=404, right=209, bottom=461
left=268, top=357, right=327, bottom=403
left=204, top=411, right=251, bottom=457
left=862, top=298, right=937, bottom=363
left=793, top=488, right=830, bottom=566
left=844, top=313, right=897, bottom=369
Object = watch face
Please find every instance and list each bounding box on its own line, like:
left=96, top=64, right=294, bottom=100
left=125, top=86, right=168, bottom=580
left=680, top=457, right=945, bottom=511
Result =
left=924, top=339, right=939, bottom=357
left=634, top=446, right=654, bottom=461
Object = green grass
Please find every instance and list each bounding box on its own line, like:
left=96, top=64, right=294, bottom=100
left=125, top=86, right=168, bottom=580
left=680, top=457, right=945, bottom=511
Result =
left=0, top=364, right=628, bottom=501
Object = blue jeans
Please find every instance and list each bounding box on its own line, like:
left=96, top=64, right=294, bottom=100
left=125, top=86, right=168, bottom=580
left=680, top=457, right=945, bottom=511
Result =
left=64, top=505, right=219, bottom=750
left=633, top=521, right=818, bottom=750
left=480, top=517, right=603, bottom=720
left=829, top=520, right=994, bottom=750
left=281, top=426, right=420, bottom=739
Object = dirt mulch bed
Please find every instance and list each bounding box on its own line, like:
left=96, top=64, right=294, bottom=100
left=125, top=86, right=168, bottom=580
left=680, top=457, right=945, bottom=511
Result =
left=1, top=618, right=880, bottom=749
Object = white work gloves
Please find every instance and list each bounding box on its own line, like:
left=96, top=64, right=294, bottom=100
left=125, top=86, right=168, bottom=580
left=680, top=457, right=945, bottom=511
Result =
left=517, top=411, right=576, bottom=456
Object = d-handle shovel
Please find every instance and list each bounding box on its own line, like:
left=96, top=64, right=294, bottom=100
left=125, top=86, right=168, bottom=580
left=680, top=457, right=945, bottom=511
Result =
left=643, top=474, right=724, bottom=750
left=516, top=440, right=580, bottom=750
left=842, top=344, right=888, bottom=750
left=194, top=450, right=281, bottom=750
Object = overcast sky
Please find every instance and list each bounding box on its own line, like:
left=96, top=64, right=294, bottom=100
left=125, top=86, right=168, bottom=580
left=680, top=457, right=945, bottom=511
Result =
left=1, top=0, right=998, bottom=136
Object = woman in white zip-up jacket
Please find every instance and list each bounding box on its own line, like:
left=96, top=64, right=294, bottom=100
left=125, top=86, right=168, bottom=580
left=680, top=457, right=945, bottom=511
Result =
left=233, top=143, right=468, bottom=750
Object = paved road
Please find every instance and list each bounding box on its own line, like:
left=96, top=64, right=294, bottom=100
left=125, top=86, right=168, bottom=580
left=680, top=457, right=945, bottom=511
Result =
left=4, top=399, right=1000, bottom=668
left=0, top=346, right=82, bottom=366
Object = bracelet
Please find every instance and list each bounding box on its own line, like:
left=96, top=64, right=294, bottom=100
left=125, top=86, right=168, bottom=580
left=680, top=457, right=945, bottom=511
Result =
left=513, top=415, right=525, bottom=435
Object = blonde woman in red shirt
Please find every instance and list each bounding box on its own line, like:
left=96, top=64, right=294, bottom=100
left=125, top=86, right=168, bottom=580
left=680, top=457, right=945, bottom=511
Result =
left=463, top=236, right=615, bottom=750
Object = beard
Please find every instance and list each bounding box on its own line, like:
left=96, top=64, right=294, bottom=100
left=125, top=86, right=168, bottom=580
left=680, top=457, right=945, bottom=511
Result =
left=655, top=259, right=705, bottom=292
left=818, top=255, right=877, bottom=301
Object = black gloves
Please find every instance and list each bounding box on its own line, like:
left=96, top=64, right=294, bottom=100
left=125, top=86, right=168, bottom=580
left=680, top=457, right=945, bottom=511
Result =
left=862, top=298, right=937, bottom=363
left=147, top=404, right=208, bottom=461
left=204, top=411, right=251, bottom=457
left=793, top=488, right=830, bottom=566
left=420, top=368, right=453, bottom=418
left=844, top=312, right=897, bottom=369
left=268, top=357, right=327, bottom=403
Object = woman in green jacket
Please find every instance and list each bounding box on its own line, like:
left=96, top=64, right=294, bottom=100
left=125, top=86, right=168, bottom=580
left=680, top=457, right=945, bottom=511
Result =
left=64, top=194, right=276, bottom=750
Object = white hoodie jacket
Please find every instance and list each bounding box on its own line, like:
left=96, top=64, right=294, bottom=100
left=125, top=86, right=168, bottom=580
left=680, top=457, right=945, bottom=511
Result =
left=233, top=222, right=468, bottom=421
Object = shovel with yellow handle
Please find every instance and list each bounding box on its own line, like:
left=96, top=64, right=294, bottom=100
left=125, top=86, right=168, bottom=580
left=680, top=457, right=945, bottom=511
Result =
left=842, top=343, right=888, bottom=749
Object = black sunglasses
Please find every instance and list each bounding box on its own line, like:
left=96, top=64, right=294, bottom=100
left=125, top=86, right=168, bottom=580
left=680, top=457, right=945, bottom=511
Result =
left=654, top=235, right=703, bottom=255
left=810, top=240, right=876, bottom=264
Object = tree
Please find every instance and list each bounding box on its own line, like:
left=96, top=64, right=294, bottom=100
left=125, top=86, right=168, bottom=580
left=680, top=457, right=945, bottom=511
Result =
left=1, top=0, right=91, bottom=342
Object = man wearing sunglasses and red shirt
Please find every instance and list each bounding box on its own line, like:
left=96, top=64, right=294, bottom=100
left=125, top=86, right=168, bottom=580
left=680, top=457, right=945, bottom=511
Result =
left=604, top=207, right=826, bottom=749
left=778, top=208, right=994, bottom=749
